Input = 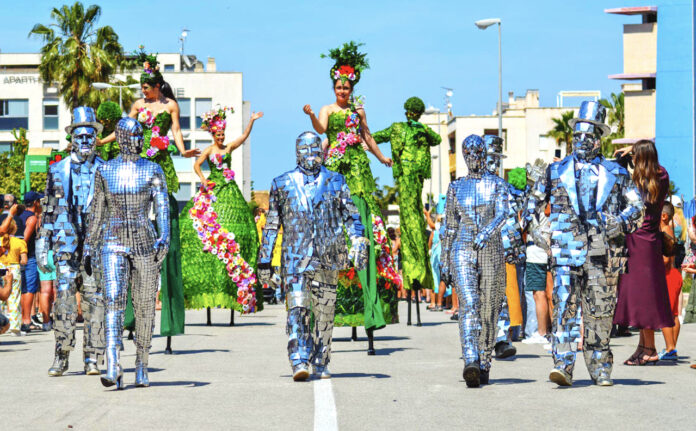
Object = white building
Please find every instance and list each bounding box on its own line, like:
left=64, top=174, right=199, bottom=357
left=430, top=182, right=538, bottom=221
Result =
left=0, top=52, right=253, bottom=209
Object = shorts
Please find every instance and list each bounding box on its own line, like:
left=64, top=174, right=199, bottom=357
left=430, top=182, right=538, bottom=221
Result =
left=665, top=267, right=683, bottom=317
left=524, top=262, right=547, bottom=292
left=21, top=256, right=39, bottom=294
left=0, top=313, right=8, bottom=328
left=38, top=251, right=56, bottom=282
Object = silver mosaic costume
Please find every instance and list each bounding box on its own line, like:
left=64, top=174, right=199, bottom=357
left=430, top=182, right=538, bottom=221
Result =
left=36, top=107, right=105, bottom=376
left=441, top=135, right=508, bottom=385
left=526, top=101, right=643, bottom=385
left=84, top=117, right=170, bottom=389
left=258, top=132, right=367, bottom=379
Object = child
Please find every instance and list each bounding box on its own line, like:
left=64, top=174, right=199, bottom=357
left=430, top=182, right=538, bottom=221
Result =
left=660, top=201, right=681, bottom=360
left=0, top=218, right=28, bottom=335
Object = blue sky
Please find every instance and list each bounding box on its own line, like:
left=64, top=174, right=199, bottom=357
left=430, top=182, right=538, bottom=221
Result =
left=1, top=0, right=649, bottom=190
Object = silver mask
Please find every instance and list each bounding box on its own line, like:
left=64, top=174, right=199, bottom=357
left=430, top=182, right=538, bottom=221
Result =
left=462, top=134, right=486, bottom=175
left=296, top=131, right=323, bottom=174
left=71, top=126, right=97, bottom=163
left=116, top=117, right=144, bottom=160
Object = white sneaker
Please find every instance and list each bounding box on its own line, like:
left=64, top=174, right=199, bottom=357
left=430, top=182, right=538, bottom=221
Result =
left=522, top=332, right=547, bottom=344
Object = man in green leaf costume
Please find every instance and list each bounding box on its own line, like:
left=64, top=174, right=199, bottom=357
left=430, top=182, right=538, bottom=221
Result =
left=373, top=97, right=442, bottom=325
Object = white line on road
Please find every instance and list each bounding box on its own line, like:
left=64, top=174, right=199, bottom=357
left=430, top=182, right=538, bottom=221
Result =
left=313, top=378, right=338, bottom=431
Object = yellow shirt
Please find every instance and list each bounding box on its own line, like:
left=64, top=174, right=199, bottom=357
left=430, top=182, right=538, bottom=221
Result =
left=255, top=213, right=283, bottom=267
left=0, top=237, right=28, bottom=265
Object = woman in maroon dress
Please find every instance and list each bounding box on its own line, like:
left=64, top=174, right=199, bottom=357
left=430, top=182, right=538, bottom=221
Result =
left=614, top=140, right=674, bottom=365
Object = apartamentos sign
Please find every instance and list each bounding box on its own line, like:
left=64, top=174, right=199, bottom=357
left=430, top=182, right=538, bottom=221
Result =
left=2, top=76, right=42, bottom=84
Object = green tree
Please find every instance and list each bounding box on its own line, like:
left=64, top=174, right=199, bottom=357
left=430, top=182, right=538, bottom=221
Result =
left=599, top=92, right=625, bottom=158
left=373, top=178, right=398, bottom=217
left=29, top=2, right=127, bottom=110
left=0, top=129, right=37, bottom=198
left=548, top=110, right=575, bottom=156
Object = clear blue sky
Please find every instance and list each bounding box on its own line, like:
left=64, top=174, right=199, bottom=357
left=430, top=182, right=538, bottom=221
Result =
left=1, top=0, right=648, bottom=190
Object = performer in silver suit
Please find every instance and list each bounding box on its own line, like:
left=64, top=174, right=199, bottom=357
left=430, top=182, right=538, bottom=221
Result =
left=526, top=101, right=643, bottom=387
left=441, top=134, right=509, bottom=387
left=84, top=117, right=170, bottom=389
left=483, top=135, right=518, bottom=360
left=258, top=131, right=368, bottom=381
left=36, top=107, right=105, bottom=377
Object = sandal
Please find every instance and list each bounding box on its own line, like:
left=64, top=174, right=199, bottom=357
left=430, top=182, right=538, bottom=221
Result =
left=624, top=345, right=645, bottom=366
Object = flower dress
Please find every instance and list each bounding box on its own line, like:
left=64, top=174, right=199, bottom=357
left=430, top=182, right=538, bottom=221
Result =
left=179, top=152, right=260, bottom=312
left=325, top=109, right=400, bottom=329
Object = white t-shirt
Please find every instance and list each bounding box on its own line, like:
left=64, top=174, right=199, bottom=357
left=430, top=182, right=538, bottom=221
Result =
left=526, top=213, right=550, bottom=264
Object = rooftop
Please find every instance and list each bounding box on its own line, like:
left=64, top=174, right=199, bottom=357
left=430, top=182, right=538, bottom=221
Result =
left=605, top=6, right=657, bottom=15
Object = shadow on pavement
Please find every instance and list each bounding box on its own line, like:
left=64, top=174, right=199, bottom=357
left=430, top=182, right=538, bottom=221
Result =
left=331, top=372, right=391, bottom=379
left=565, top=378, right=665, bottom=388
left=0, top=348, right=29, bottom=353
left=489, top=378, right=535, bottom=385
left=333, top=335, right=411, bottom=342
left=148, top=380, right=211, bottom=387
left=504, top=354, right=541, bottom=359
left=123, top=367, right=164, bottom=373
left=334, top=347, right=413, bottom=356
left=419, top=321, right=456, bottom=327
left=152, top=348, right=230, bottom=355
left=186, top=322, right=275, bottom=327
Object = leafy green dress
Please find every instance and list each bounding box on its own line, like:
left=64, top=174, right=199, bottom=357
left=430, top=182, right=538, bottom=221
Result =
left=325, top=110, right=398, bottom=329
left=373, top=120, right=441, bottom=291
left=179, top=152, right=261, bottom=311
left=123, top=110, right=185, bottom=337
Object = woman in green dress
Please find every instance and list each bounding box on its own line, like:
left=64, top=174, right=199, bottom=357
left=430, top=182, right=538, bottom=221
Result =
left=303, top=42, right=399, bottom=352
left=179, top=107, right=263, bottom=324
left=99, top=49, right=199, bottom=353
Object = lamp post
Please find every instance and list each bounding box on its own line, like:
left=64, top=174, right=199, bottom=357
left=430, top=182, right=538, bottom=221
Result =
left=475, top=18, right=503, bottom=176
left=92, top=82, right=141, bottom=115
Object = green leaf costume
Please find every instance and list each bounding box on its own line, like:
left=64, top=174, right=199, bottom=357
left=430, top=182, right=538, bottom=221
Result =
left=325, top=110, right=398, bottom=329
left=373, top=119, right=442, bottom=291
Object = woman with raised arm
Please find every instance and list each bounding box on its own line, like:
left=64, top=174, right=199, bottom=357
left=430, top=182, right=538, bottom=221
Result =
left=180, top=107, right=264, bottom=324
left=303, top=42, right=398, bottom=352
left=99, top=48, right=200, bottom=351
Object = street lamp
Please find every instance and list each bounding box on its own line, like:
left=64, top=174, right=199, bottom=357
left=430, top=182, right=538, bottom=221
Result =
left=91, top=82, right=141, bottom=115
left=425, top=106, right=443, bottom=199
left=475, top=18, right=503, bottom=175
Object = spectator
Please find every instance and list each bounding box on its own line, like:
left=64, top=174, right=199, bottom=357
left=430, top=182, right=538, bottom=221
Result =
left=1, top=268, right=14, bottom=334
left=670, top=196, right=687, bottom=269
left=18, top=191, right=42, bottom=334
left=614, top=140, right=674, bottom=365
left=659, top=201, right=681, bottom=360
left=0, top=217, right=28, bottom=335
left=523, top=203, right=552, bottom=345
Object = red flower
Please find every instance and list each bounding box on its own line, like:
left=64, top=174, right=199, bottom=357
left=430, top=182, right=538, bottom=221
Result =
left=151, top=136, right=169, bottom=150
left=55, top=155, right=62, bottom=162
left=338, top=65, right=355, bottom=76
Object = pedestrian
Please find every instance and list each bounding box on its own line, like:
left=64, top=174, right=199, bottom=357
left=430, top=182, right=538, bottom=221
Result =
left=614, top=140, right=675, bottom=366
left=522, top=203, right=552, bottom=345
left=658, top=201, right=682, bottom=360
left=0, top=217, right=28, bottom=335
left=19, top=191, right=42, bottom=334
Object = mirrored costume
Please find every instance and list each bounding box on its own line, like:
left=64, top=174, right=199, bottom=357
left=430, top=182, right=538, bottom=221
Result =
left=84, top=117, right=170, bottom=389
left=441, top=135, right=509, bottom=387
left=483, top=135, right=518, bottom=359
left=258, top=132, right=367, bottom=381
left=527, top=101, right=643, bottom=386
left=36, top=107, right=105, bottom=377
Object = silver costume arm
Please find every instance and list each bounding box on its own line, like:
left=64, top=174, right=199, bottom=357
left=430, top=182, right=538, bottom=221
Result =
left=339, top=177, right=368, bottom=270
left=84, top=169, right=107, bottom=264
left=258, top=178, right=281, bottom=284
left=35, top=170, right=56, bottom=272
left=440, top=183, right=458, bottom=284
left=602, top=173, right=644, bottom=239
left=151, top=165, right=170, bottom=264
left=474, top=179, right=509, bottom=250
left=525, top=165, right=551, bottom=231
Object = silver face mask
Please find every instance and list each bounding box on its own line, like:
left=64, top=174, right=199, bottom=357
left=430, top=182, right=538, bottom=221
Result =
left=572, top=129, right=600, bottom=161
left=296, top=131, right=323, bottom=174
left=462, top=134, right=486, bottom=174
left=71, top=126, right=97, bottom=163
left=116, top=118, right=144, bottom=159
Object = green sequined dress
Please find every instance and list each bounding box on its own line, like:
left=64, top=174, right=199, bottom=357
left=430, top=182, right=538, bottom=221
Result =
left=179, top=152, right=261, bottom=311
left=123, top=110, right=185, bottom=337
left=325, top=110, right=398, bottom=329
left=373, top=121, right=441, bottom=292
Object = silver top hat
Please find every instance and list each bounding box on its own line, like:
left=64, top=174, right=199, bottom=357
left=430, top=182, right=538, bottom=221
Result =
left=483, top=134, right=507, bottom=159
left=568, top=100, right=610, bottom=137
left=65, top=106, right=104, bottom=135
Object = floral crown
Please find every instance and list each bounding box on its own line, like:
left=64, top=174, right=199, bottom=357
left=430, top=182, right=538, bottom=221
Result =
left=135, top=45, right=163, bottom=85
left=201, top=106, right=234, bottom=133
left=322, top=41, right=369, bottom=85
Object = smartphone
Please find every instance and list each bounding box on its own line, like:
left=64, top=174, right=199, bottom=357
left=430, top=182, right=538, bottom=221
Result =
left=554, top=149, right=562, bottom=158
left=0, top=268, right=7, bottom=276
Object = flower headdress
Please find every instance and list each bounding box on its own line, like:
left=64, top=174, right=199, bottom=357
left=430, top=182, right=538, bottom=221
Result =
left=135, top=45, right=164, bottom=86
left=322, top=41, right=370, bottom=85
left=201, top=106, right=234, bottom=134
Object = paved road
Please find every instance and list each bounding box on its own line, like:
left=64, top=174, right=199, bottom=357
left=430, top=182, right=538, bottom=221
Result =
left=2, top=302, right=695, bottom=430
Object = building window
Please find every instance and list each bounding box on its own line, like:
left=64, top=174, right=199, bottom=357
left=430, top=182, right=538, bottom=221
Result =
left=174, top=182, right=191, bottom=204
left=448, top=134, right=456, bottom=154
left=164, top=64, right=175, bottom=72
left=197, top=140, right=212, bottom=170
left=43, top=98, right=59, bottom=130
left=43, top=141, right=59, bottom=150
left=195, top=98, right=212, bottom=128
left=538, top=135, right=555, bottom=151
left=0, top=99, right=29, bottom=130
left=179, top=98, right=191, bottom=130
left=176, top=88, right=185, bottom=99
left=0, top=141, right=12, bottom=153
left=643, top=78, right=656, bottom=91
left=483, top=129, right=508, bottom=150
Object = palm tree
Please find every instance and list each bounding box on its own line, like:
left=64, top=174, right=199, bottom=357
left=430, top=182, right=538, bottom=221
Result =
left=548, top=111, right=575, bottom=156
left=599, top=92, right=625, bottom=157
left=29, top=2, right=126, bottom=109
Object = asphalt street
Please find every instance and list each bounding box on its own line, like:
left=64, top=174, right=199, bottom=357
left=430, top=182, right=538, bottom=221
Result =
left=1, top=301, right=695, bottom=430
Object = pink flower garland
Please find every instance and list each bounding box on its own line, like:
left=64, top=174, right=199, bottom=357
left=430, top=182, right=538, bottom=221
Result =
left=325, top=111, right=362, bottom=166
left=190, top=182, right=257, bottom=313
left=372, top=215, right=402, bottom=288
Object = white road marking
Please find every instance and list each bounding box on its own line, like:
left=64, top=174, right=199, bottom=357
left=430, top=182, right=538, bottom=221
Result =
left=313, top=378, right=339, bottom=431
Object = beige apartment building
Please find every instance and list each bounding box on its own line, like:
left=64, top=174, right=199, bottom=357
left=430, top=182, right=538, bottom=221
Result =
left=0, top=52, right=253, bottom=207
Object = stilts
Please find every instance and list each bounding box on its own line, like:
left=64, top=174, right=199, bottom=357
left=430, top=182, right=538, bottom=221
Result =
left=206, top=307, right=212, bottom=326
left=230, top=309, right=235, bottom=326
left=164, top=336, right=172, bottom=355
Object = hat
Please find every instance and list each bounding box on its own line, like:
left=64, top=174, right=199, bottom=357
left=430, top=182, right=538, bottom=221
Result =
left=65, top=106, right=103, bottom=135
left=670, top=195, right=683, bottom=208
left=23, top=191, right=44, bottom=204
left=483, top=135, right=507, bottom=159
left=568, top=101, right=610, bottom=137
